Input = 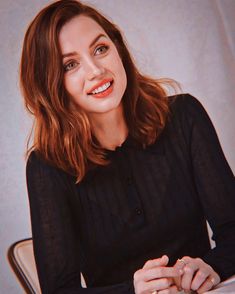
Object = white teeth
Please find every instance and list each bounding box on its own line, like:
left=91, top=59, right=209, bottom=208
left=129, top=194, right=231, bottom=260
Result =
left=91, top=82, right=111, bottom=94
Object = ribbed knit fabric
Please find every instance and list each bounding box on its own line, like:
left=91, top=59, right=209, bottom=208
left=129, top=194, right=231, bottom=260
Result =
left=26, top=94, right=235, bottom=293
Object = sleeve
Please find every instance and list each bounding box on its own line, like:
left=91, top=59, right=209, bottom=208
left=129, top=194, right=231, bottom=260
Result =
left=182, top=94, right=235, bottom=281
left=26, top=151, right=135, bottom=293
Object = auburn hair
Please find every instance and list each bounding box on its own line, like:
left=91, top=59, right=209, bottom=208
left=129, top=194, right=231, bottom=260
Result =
left=20, top=0, right=178, bottom=183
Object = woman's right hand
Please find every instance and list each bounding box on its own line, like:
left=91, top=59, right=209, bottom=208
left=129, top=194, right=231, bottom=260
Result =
left=133, top=255, right=183, bottom=294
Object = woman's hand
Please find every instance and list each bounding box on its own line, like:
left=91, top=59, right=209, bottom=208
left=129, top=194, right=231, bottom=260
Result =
left=174, top=256, right=221, bottom=293
left=133, top=255, right=183, bottom=294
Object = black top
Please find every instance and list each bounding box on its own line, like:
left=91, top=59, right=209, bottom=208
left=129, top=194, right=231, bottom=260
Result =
left=26, top=94, right=235, bottom=293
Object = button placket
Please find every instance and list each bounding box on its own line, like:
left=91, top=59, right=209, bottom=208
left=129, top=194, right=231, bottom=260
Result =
left=118, top=150, right=145, bottom=227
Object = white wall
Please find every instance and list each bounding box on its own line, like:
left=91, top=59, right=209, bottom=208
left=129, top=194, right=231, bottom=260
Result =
left=0, top=0, right=234, bottom=292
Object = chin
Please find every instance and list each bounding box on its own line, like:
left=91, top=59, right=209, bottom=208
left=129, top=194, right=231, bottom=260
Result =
left=89, top=99, right=123, bottom=115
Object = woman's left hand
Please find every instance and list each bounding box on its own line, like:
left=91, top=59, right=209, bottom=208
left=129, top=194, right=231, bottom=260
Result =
left=174, top=256, right=221, bottom=293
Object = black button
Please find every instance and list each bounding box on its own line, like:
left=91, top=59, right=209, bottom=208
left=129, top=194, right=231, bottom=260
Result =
left=135, top=208, right=142, bottom=215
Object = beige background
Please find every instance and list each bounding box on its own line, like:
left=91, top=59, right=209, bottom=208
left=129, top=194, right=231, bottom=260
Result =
left=0, top=0, right=234, bottom=292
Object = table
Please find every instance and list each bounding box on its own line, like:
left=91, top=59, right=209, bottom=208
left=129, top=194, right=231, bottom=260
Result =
left=205, top=274, right=235, bottom=293
left=178, top=274, right=235, bottom=293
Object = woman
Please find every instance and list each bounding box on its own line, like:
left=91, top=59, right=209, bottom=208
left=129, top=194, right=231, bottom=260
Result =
left=21, top=0, right=235, bottom=293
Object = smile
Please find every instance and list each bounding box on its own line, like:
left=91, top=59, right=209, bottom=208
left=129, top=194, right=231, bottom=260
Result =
left=91, top=81, right=112, bottom=94
left=87, top=79, right=114, bottom=98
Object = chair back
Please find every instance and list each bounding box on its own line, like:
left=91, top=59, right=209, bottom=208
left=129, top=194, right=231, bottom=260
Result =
left=8, top=238, right=87, bottom=293
left=8, top=238, right=41, bottom=293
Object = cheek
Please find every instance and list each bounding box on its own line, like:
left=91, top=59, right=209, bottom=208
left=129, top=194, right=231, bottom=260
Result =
left=111, top=53, right=127, bottom=86
left=64, top=76, right=74, bottom=96
left=118, top=62, right=127, bottom=89
left=64, top=73, right=84, bottom=96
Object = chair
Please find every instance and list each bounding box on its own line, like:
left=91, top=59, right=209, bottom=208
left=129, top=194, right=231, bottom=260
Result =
left=8, top=238, right=41, bottom=293
left=8, top=238, right=86, bottom=294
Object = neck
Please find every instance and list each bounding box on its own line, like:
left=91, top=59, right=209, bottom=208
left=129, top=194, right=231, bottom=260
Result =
left=88, top=103, right=128, bottom=150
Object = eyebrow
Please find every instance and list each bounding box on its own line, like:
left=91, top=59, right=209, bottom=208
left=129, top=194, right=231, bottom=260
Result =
left=62, top=33, right=107, bottom=59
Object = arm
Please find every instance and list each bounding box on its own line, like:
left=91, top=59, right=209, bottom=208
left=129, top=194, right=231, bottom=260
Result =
left=184, top=94, right=235, bottom=281
left=26, top=151, right=134, bottom=293
left=173, top=94, right=235, bottom=292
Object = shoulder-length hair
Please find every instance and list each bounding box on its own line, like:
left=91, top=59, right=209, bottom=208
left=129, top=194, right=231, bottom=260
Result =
left=20, top=0, right=178, bottom=183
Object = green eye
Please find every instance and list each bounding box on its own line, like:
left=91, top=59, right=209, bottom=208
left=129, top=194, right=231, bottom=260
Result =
left=95, top=45, right=109, bottom=55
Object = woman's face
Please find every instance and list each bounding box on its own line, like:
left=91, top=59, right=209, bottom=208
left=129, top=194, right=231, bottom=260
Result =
left=59, top=15, right=127, bottom=118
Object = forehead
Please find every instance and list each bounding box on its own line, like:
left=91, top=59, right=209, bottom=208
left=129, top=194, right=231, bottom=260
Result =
left=59, top=15, right=107, bottom=53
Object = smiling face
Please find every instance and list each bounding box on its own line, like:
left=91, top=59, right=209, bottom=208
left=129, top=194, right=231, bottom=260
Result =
left=59, top=15, right=127, bottom=119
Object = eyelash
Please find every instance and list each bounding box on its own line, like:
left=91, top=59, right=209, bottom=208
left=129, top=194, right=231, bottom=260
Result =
left=63, top=44, right=109, bottom=72
left=94, top=44, right=109, bottom=55
left=64, top=61, right=79, bottom=72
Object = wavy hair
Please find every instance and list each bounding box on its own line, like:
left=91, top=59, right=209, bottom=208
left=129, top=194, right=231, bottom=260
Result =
left=20, top=0, right=178, bottom=182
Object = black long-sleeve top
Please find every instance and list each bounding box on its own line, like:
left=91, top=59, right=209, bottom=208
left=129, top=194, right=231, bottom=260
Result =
left=26, top=94, right=235, bottom=293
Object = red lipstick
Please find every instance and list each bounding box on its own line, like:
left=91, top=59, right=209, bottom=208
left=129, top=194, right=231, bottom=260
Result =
left=87, top=79, right=114, bottom=98
left=87, top=79, right=113, bottom=94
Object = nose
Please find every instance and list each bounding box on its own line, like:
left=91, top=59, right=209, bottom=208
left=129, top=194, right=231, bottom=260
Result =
left=84, top=58, right=105, bottom=80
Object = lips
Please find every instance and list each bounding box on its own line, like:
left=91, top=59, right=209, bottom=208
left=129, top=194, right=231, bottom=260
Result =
left=87, top=78, right=113, bottom=95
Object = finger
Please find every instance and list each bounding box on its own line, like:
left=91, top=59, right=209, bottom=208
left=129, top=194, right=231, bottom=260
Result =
left=143, top=255, right=169, bottom=270
left=172, top=276, right=182, bottom=292
left=181, top=261, right=198, bottom=291
left=173, top=261, right=185, bottom=290
left=174, top=256, right=195, bottom=291
left=197, top=275, right=220, bottom=294
left=174, top=256, right=190, bottom=290
left=190, top=267, right=210, bottom=291
left=141, top=266, right=183, bottom=282
left=158, top=285, right=179, bottom=294
left=174, top=258, right=188, bottom=270
left=146, top=277, right=174, bottom=292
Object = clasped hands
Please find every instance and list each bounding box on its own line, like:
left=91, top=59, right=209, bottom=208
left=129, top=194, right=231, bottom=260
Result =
left=133, top=255, right=220, bottom=294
